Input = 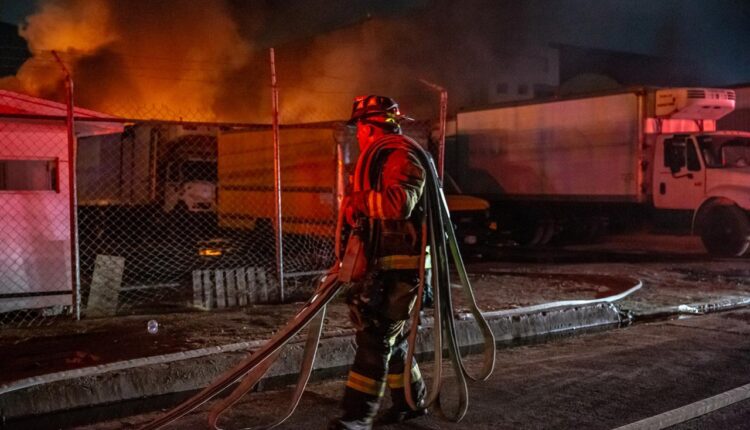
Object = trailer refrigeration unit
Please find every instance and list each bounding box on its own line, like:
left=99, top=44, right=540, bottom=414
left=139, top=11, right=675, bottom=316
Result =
left=453, top=87, right=750, bottom=256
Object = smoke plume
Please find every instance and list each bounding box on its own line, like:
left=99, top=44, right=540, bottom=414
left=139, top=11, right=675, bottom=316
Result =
left=1, top=0, right=253, bottom=121
left=0, top=0, right=501, bottom=123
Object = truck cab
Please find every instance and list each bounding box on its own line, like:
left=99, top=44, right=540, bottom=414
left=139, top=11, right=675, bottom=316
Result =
left=163, top=157, right=217, bottom=213
left=655, top=133, right=750, bottom=209
left=654, top=131, right=750, bottom=256
left=160, top=134, right=217, bottom=214
left=648, top=89, right=750, bottom=256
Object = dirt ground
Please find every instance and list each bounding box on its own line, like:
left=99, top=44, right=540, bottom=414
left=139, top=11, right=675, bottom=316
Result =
left=2, top=232, right=749, bottom=385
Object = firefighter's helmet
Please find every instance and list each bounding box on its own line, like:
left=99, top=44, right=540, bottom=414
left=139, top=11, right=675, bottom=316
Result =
left=347, top=95, right=413, bottom=132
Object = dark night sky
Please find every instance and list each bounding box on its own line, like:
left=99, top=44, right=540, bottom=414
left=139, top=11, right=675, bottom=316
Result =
left=247, top=0, right=750, bottom=86
left=0, top=1, right=36, bottom=25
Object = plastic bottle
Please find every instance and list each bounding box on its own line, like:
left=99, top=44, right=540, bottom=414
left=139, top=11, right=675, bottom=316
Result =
left=147, top=319, right=159, bottom=335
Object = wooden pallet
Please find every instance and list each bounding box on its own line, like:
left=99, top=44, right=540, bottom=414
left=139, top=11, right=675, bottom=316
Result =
left=191, top=267, right=278, bottom=309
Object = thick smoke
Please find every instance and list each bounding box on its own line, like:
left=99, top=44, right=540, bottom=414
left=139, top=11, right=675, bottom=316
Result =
left=1, top=0, right=253, bottom=121
left=0, top=1, right=473, bottom=123
left=1, top=0, right=533, bottom=122
left=0, top=1, right=116, bottom=98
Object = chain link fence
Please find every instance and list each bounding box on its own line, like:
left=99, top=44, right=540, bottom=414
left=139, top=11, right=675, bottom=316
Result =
left=73, top=120, right=341, bottom=319
left=0, top=93, right=437, bottom=327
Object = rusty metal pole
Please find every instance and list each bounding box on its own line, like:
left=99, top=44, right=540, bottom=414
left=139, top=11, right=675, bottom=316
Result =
left=52, top=51, right=81, bottom=320
left=437, top=89, right=447, bottom=179
left=270, top=48, right=285, bottom=302
left=418, top=79, right=447, bottom=180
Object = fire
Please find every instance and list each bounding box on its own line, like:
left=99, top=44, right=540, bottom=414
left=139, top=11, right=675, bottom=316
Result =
left=1, top=0, right=252, bottom=121
left=0, top=2, right=432, bottom=123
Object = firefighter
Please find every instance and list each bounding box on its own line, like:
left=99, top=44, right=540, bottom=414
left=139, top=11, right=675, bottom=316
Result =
left=328, top=95, right=429, bottom=430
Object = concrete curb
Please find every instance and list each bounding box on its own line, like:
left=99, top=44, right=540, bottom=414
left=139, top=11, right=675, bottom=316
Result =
left=0, top=302, right=622, bottom=418
left=629, top=296, right=750, bottom=319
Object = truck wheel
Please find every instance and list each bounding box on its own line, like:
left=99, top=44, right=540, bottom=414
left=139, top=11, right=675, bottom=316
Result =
left=700, top=205, right=750, bottom=257
left=538, top=220, right=556, bottom=246
left=512, top=219, right=552, bottom=247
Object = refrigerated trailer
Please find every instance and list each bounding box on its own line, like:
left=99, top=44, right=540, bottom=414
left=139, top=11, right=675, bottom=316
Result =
left=453, top=87, right=750, bottom=256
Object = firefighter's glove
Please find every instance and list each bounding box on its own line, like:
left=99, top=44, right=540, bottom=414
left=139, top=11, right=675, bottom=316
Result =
left=342, top=192, right=368, bottom=226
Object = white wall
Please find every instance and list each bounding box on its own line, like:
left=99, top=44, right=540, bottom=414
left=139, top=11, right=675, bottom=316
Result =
left=0, top=120, right=72, bottom=313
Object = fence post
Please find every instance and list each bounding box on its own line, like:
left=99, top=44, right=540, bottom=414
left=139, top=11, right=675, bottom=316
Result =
left=418, top=79, right=448, bottom=180
left=437, top=89, right=447, bottom=179
left=270, top=48, right=285, bottom=302
left=53, top=51, right=81, bottom=320
left=336, top=140, right=345, bottom=217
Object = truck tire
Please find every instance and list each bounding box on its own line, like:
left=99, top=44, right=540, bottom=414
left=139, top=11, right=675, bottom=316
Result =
left=700, top=205, right=750, bottom=257
left=512, top=219, right=554, bottom=247
left=538, top=220, right=556, bottom=245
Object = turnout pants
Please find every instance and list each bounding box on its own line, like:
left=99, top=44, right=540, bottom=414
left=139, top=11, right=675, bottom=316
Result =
left=337, top=270, right=427, bottom=428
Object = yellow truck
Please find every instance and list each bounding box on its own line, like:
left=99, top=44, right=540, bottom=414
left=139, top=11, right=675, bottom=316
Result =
left=218, top=126, right=338, bottom=238
left=217, top=123, right=490, bottom=248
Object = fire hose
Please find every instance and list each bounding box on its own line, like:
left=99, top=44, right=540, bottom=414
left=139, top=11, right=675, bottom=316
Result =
left=140, top=136, right=495, bottom=429
left=356, top=135, right=496, bottom=421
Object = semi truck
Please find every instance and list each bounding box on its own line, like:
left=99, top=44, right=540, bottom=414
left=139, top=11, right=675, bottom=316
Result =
left=451, top=87, right=750, bottom=256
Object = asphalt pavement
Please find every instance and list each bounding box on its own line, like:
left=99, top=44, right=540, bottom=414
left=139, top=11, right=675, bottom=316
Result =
left=73, top=308, right=750, bottom=429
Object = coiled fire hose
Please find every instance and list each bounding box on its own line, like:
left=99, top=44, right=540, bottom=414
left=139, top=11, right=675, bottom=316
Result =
left=357, top=135, right=496, bottom=421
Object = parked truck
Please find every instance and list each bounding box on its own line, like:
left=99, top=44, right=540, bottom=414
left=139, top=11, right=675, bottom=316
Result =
left=217, top=123, right=491, bottom=248
left=451, top=87, right=750, bottom=256
left=217, top=126, right=338, bottom=238
left=78, top=123, right=218, bottom=216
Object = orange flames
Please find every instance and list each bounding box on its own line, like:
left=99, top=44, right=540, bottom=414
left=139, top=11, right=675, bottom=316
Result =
left=1, top=0, right=252, bottom=121
left=1, top=1, right=433, bottom=123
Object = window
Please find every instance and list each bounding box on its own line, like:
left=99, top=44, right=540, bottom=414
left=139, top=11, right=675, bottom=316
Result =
left=663, top=138, right=687, bottom=171
left=723, top=144, right=750, bottom=167
left=182, top=160, right=217, bottom=182
left=495, top=83, right=508, bottom=95
left=0, top=159, right=58, bottom=191
left=518, top=84, right=529, bottom=95
left=166, top=162, right=180, bottom=182
left=696, top=135, right=750, bottom=168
